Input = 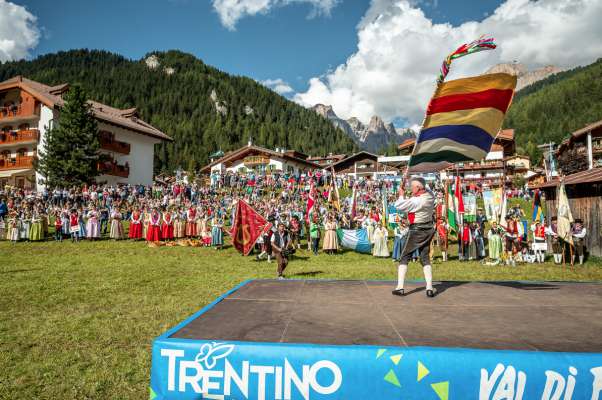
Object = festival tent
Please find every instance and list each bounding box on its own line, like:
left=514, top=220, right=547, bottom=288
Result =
left=336, top=228, right=372, bottom=254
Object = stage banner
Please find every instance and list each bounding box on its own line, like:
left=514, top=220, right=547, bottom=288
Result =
left=462, top=194, right=477, bottom=222
left=151, top=334, right=602, bottom=400
left=230, top=200, right=271, bottom=256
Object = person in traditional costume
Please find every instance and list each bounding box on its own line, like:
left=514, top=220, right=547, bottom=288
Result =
left=7, top=210, right=19, bottom=243
left=186, top=206, right=197, bottom=237
left=19, top=211, right=30, bottom=241
left=86, top=207, right=101, bottom=240
left=195, top=207, right=204, bottom=239
left=322, top=213, right=338, bottom=254
left=174, top=209, right=186, bottom=239
left=459, top=221, right=472, bottom=261
left=473, top=221, right=486, bottom=259
left=161, top=209, right=175, bottom=241
left=487, top=222, right=503, bottom=264
left=0, top=216, right=5, bottom=240
left=53, top=210, right=63, bottom=242
left=372, top=224, right=390, bottom=257
left=531, top=221, right=547, bottom=263
left=146, top=209, right=162, bottom=242
left=201, top=215, right=212, bottom=246
left=434, top=217, right=448, bottom=261
left=289, top=215, right=301, bottom=249
left=392, top=220, right=408, bottom=262
left=308, top=214, right=321, bottom=256
left=146, top=208, right=161, bottom=242
left=69, top=209, right=80, bottom=242
left=77, top=208, right=87, bottom=238
left=271, top=221, right=292, bottom=279
left=129, top=208, right=143, bottom=240
left=109, top=207, right=124, bottom=240
left=545, top=216, right=561, bottom=264
left=61, top=208, right=70, bottom=238
left=571, top=219, right=587, bottom=265
left=504, top=216, right=520, bottom=267
left=29, top=210, right=44, bottom=241
left=392, top=177, right=436, bottom=298
left=211, top=215, right=224, bottom=249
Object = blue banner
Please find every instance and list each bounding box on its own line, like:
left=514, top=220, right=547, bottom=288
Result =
left=150, top=282, right=602, bottom=400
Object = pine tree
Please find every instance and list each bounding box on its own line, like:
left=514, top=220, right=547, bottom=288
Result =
left=35, top=85, right=100, bottom=188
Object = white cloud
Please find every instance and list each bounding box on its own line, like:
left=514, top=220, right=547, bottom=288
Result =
left=0, top=0, right=40, bottom=62
left=294, top=0, right=602, bottom=125
left=262, top=78, right=294, bottom=95
left=212, top=0, right=339, bottom=30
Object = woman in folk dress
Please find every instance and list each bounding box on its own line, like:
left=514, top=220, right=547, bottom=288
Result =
left=161, top=209, right=175, bottom=241
left=142, top=209, right=151, bottom=239
left=211, top=215, right=224, bottom=249
left=19, top=212, right=30, bottom=241
left=7, top=211, right=20, bottom=243
left=185, top=206, right=197, bottom=237
left=128, top=208, right=143, bottom=239
left=487, top=221, right=504, bottom=264
left=322, top=214, right=339, bottom=254
left=29, top=210, right=44, bottom=241
left=174, top=209, right=186, bottom=239
left=146, top=209, right=162, bottom=242
left=109, top=208, right=124, bottom=240
left=372, top=224, right=390, bottom=258
left=195, top=207, right=204, bottom=239
left=86, top=207, right=101, bottom=240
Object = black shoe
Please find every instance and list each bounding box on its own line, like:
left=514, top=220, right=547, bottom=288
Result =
left=391, top=288, right=404, bottom=296
left=426, top=289, right=436, bottom=298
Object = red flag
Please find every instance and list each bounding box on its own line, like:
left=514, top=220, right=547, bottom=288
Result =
left=231, top=200, right=271, bottom=256
left=306, top=182, right=316, bottom=223
left=454, top=175, right=465, bottom=214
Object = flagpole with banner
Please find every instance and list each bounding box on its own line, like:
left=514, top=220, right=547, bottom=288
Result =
left=403, top=36, right=516, bottom=180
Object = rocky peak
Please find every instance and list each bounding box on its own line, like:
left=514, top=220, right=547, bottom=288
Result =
left=485, top=63, right=563, bottom=91
left=367, top=115, right=386, bottom=132
left=347, top=117, right=364, bottom=132
left=312, top=104, right=337, bottom=119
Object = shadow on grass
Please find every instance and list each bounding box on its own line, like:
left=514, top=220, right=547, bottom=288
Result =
left=290, top=270, right=324, bottom=278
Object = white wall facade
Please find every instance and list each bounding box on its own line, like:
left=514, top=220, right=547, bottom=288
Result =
left=211, top=156, right=310, bottom=175
left=97, top=122, right=160, bottom=186
left=35, top=104, right=58, bottom=191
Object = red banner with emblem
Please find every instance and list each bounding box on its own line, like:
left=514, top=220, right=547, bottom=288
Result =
left=230, top=200, right=271, bottom=256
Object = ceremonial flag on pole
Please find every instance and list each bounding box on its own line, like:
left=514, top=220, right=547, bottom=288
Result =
left=454, top=175, right=464, bottom=226
left=351, top=184, right=357, bottom=218
left=532, top=189, right=544, bottom=222
left=230, top=200, right=272, bottom=256
left=446, top=183, right=457, bottom=232
left=407, top=37, right=517, bottom=171
left=381, top=188, right=388, bottom=227
left=306, top=182, right=316, bottom=222
left=329, top=167, right=341, bottom=211
left=499, top=190, right=507, bottom=227
left=557, top=182, right=574, bottom=245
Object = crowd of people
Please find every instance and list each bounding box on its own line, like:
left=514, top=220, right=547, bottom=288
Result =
left=0, top=171, right=590, bottom=272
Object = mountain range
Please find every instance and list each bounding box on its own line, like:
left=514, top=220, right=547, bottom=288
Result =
left=311, top=104, right=414, bottom=153
left=485, top=63, right=563, bottom=91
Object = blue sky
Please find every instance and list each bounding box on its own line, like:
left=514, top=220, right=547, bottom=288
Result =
left=18, top=0, right=503, bottom=93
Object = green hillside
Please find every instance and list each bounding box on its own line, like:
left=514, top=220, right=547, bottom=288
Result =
left=0, top=49, right=356, bottom=172
left=504, top=58, right=602, bottom=162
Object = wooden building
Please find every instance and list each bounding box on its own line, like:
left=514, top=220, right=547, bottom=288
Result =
left=535, top=168, right=602, bottom=257
left=200, top=144, right=319, bottom=175
left=556, top=120, right=602, bottom=175
left=331, top=151, right=400, bottom=178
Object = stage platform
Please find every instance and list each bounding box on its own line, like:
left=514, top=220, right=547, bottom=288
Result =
left=150, top=280, right=602, bottom=400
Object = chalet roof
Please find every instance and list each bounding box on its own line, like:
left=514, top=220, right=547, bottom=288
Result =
left=332, top=151, right=378, bottom=168
left=0, top=76, right=172, bottom=141
left=307, top=154, right=346, bottom=161
left=398, top=139, right=416, bottom=151
left=557, top=120, right=602, bottom=154
left=534, top=167, right=602, bottom=189
left=200, top=145, right=320, bottom=173
left=496, top=129, right=514, bottom=141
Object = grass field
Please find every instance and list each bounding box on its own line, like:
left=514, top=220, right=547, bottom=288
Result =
left=1, top=237, right=601, bottom=399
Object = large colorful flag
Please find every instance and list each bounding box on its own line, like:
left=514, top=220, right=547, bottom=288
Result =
left=336, top=228, right=372, bottom=254
left=230, top=200, right=272, bottom=256
left=532, top=189, right=544, bottom=222
left=462, top=193, right=477, bottom=222
left=409, top=72, right=517, bottom=170
left=557, top=182, right=574, bottom=245
left=328, top=168, right=341, bottom=211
